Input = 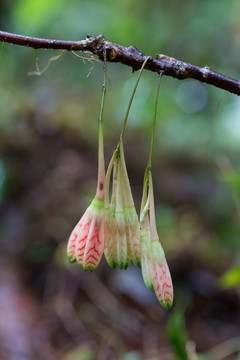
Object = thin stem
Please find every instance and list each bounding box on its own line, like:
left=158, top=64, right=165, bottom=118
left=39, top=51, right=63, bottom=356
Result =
left=120, top=56, right=150, bottom=140
left=96, top=51, right=107, bottom=199
left=140, top=74, right=162, bottom=221
left=104, top=149, right=118, bottom=207
left=98, top=51, right=107, bottom=124
left=140, top=168, right=150, bottom=214
left=118, top=140, right=134, bottom=206
left=147, top=72, right=163, bottom=170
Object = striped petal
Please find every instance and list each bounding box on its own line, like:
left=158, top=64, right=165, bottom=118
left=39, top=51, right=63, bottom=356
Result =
left=67, top=197, right=105, bottom=271
left=125, top=207, right=141, bottom=267
left=104, top=141, right=140, bottom=269
left=104, top=207, right=118, bottom=268
left=151, top=241, right=174, bottom=309
left=104, top=209, right=131, bottom=269
left=67, top=221, right=81, bottom=263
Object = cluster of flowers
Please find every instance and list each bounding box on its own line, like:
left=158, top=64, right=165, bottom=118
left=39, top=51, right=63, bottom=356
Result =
left=67, top=62, right=173, bottom=310
left=67, top=139, right=173, bottom=309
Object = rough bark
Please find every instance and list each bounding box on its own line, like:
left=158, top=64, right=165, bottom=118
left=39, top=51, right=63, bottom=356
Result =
left=0, top=31, right=240, bottom=95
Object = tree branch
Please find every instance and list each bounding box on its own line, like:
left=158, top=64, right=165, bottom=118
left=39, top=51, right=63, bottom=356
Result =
left=0, top=30, right=240, bottom=95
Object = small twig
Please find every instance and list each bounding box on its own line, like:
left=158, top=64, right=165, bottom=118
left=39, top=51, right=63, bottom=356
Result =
left=71, top=50, right=101, bottom=77
left=205, top=336, right=240, bottom=360
left=28, top=49, right=65, bottom=76
left=0, top=30, right=240, bottom=95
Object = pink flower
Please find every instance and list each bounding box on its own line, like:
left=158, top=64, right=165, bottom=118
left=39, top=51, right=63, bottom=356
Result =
left=140, top=170, right=174, bottom=309
left=150, top=241, right=174, bottom=310
left=104, top=140, right=141, bottom=269
left=67, top=197, right=105, bottom=271
left=67, top=82, right=106, bottom=271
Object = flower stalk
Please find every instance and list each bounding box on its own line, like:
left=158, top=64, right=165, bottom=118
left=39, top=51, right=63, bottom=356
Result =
left=140, top=73, right=174, bottom=309
left=104, top=57, right=150, bottom=269
left=67, top=53, right=107, bottom=271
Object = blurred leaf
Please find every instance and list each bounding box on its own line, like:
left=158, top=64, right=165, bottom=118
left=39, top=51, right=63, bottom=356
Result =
left=0, top=160, right=6, bottom=204
left=167, top=310, right=189, bottom=360
left=219, top=265, right=240, bottom=289
left=222, top=171, right=240, bottom=196
left=197, top=355, right=209, bottom=360
left=63, top=346, right=95, bottom=360
left=221, top=170, right=240, bottom=219
left=13, top=0, right=62, bottom=33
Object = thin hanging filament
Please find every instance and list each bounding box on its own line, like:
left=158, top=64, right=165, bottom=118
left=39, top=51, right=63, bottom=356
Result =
left=147, top=72, right=163, bottom=170
left=96, top=51, right=107, bottom=199
left=140, top=72, right=163, bottom=217
left=120, top=56, right=150, bottom=140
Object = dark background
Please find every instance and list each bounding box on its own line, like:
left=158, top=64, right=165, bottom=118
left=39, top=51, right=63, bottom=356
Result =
left=0, top=1, right=240, bottom=359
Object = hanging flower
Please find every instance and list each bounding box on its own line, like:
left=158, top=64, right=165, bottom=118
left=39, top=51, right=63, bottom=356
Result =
left=66, top=123, right=105, bottom=271
left=104, top=140, right=141, bottom=269
left=140, top=170, right=174, bottom=309
left=67, top=197, right=105, bottom=271
left=138, top=72, right=173, bottom=309
left=150, top=240, right=173, bottom=310
left=66, top=141, right=106, bottom=271
left=103, top=57, right=150, bottom=269
left=67, top=66, right=106, bottom=271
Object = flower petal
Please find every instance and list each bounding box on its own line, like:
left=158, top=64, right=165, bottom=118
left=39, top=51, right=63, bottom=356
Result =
left=82, top=215, right=105, bottom=271
left=104, top=208, right=118, bottom=268
left=75, top=207, right=92, bottom=266
left=141, top=249, right=154, bottom=291
left=151, top=242, right=174, bottom=309
left=67, top=224, right=78, bottom=263
left=116, top=211, right=130, bottom=269
left=140, top=218, right=153, bottom=290
left=67, top=209, right=89, bottom=263
left=125, top=208, right=141, bottom=267
left=70, top=197, right=105, bottom=271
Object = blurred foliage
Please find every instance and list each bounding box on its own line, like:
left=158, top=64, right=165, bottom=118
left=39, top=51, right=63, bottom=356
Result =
left=167, top=310, right=189, bottom=360
left=63, top=346, right=95, bottom=360
left=220, top=265, right=240, bottom=289
left=1, top=0, right=240, bottom=359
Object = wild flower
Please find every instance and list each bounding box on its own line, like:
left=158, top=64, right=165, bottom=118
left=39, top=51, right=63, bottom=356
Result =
left=103, top=57, right=150, bottom=269
left=139, top=73, right=173, bottom=309
left=67, top=197, right=105, bottom=271
left=104, top=140, right=140, bottom=269
left=67, top=58, right=107, bottom=271
left=140, top=171, right=174, bottom=309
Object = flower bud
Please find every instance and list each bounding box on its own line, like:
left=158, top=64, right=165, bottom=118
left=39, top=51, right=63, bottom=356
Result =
left=67, top=197, right=105, bottom=271
left=67, top=82, right=106, bottom=271
left=104, top=141, right=141, bottom=269
left=150, top=240, right=174, bottom=310
left=140, top=171, right=174, bottom=309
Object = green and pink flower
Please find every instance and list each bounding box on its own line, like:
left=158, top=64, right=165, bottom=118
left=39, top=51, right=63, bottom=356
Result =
left=140, top=170, right=174, bottom=309
left=67, top=70, right=106, bottom=271
left=104, top=140, right=141, bottom=269
left=67, top=197, right=105, bottom=271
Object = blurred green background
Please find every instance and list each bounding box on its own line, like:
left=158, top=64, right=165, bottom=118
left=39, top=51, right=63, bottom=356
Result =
left=0, top=1, right=240, bottom=359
